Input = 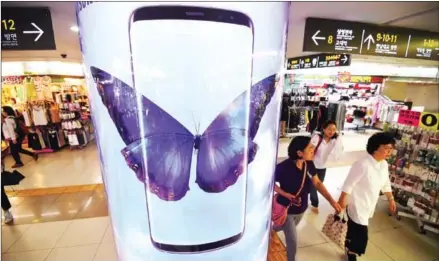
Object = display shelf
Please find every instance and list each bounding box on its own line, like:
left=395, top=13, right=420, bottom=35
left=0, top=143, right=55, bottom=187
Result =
left=387, top=123, right=439, bottom=236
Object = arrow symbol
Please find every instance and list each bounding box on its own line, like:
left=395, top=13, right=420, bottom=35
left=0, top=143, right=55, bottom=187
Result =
left=363, top=34, right=375, bottom=50
left=23, top=23, right=44, bottom=42
left=312, top=30, right=326, bottom=45
left=300, top=59, right=305, bottom=66
left=341, top=54, right=348, bottom=64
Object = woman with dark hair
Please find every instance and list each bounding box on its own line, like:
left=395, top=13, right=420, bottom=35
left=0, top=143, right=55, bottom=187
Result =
left=338, top=132, right=396, bottom=261
left=274, top=136, right=341, bottom=261
left=2, top=106, right=38, bottom=168
left=309, top=120, right=344, bottom=213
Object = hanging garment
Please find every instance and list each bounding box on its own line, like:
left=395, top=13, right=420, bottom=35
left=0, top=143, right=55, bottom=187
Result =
left=69, top=132, right=79, bottom=146
left=28, top=133, right=42, bottom=151
left=48, top=130, right=60, bottom=150
left=308, top=109, right=320, bottom=133
left=37, top=131, right=46, bottom=149
left=49, top=105, right=61, bottom=123
left=22, top=110, right=33, bottom=127
left=58, top=129, right=66, bottom=147
left=32, top=106, right=49, bottom=126
left=77, top=131, right=86, bottom=146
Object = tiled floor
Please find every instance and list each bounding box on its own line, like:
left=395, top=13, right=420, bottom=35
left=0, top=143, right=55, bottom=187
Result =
left=2, top=130, right=438, bottom=261
left=3, top=168, right=439, bottom=261
left=3, top=142, right=102, bottom=191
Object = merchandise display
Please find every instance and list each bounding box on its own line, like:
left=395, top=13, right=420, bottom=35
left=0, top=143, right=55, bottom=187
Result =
left=387, top=124, right=439, bottom=234
left=1, top=74, right=92, bottom=152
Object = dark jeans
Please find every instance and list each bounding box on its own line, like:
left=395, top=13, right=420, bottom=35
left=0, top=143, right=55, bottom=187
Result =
left=1, top=185, right=11, bottom=211
left=346, top=212, right=368, bottom=256
left=310, top=168, right=326, bottom=207
left=9, top=138, right=34, bottom=165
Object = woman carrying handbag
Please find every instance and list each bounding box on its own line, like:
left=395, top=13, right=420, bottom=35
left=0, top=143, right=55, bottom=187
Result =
left=272, top=136, right=342, bottom=261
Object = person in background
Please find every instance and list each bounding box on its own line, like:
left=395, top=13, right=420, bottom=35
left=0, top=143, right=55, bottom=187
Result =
left=279, top=92, right=290, bottom=138
left=309, top=120, right=344, bottom=213
left=274, top=136, right=342, bottom=261
left=1, top=157, right=13, bottom=224
left=338, top=132, right=396, bottom=261
left=2, top=106, right=38, bottom=168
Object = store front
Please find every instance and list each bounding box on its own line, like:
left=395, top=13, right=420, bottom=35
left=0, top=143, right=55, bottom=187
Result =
left=1, top=61, right=94, bottom=154
left=281, top=56, right=439, bottom=136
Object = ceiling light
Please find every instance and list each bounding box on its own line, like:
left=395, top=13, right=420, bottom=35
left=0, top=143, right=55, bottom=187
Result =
left=70, top=26, right=79, bottom=32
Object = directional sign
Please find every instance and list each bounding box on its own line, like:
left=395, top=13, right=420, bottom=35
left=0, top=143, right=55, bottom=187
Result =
left=303, top=18, right=439, bottom=61
left=287, top=53, right=351, bottom=70
left=1, top=7, right=56, bottom=50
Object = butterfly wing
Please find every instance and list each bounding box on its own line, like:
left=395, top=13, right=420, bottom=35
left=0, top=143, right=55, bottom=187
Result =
left=90, top=67, right=194, bottom=201
left=195, top=74, right=277, bottom=193
left=248, top=74, right=277, bottom=140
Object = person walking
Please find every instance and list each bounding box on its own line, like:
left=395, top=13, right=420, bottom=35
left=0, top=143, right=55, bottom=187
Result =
left=309, top=120, right=344, bottom=213
left=338, top=132, right=396, bottom=261
left=274, top=136, right=342, bottom=261
left=1, top=157, right=13, bottom=224
left=2, top=106, right=38, bottom=168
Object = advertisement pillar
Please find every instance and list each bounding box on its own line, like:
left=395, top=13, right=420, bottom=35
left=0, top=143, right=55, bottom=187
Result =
left=76, top=2, right=290, bottom=260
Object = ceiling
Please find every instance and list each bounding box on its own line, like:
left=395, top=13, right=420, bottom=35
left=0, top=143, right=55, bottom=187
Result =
left=1, top=1, right=439, bottom=67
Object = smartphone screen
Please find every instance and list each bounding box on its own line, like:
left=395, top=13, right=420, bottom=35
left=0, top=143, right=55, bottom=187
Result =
left=129, top=6, right=253, bottom=252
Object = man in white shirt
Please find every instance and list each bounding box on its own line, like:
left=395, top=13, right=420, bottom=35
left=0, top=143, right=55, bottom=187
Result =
left=338, top=132, right=396, bottom=261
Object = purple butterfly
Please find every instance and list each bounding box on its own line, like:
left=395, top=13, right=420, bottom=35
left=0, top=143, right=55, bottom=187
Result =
left=90, top=67, right=276, bottom=201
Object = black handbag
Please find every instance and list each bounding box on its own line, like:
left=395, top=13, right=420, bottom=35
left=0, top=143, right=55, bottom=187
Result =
left=1, top=170, right=25, bottom=186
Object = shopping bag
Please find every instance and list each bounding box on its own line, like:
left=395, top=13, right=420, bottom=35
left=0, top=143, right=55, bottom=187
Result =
left=321, top=213, right=347, bottom=248
left=271, top=194, right=289, bottom=231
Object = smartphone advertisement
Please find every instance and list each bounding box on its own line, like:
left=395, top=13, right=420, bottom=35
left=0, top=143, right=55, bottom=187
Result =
left=77, top=2, right=289, bottom=260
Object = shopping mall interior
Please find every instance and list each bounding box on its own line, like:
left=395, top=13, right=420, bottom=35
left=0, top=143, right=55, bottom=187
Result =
left=1, top=2, right=439, bottom=261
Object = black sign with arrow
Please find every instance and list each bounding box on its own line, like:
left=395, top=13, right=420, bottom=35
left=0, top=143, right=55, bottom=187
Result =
left=1, top=7, right=56, bottom=50
left=287, top=53, right=351, bottom=70
left=303, top=18, right=439, bottom=61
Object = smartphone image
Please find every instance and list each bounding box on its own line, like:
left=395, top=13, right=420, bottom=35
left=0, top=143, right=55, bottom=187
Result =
left=129, top=6, right=254, bottom=253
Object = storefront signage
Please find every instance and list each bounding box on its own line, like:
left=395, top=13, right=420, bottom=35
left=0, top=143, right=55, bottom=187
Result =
left=397, top=110, right=421, bottom=127
left=303, top=18, right=439, bottom=61
left=397, top=110, right=439, bottom=130
left=349, top=76, right=384, bottom=84
left=1, top=7, right=56, bottom=50
left=1, top=76, right=24, bottom=85
left=286, top=53, right=351, bottom=70
left=419, top=112, right=439, bottom=131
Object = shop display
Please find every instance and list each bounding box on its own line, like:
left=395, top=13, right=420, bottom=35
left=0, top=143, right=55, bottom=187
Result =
left=387, top=124, right=439, bottom=235
left=1, top=74, right=92, bottom=152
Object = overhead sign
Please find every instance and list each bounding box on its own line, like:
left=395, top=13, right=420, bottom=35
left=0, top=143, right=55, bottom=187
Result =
left=303, top=18, right=439, bottom=61
left=287, top=53, right=351, bottom=70
left=1, top=7, right=56, bottom=50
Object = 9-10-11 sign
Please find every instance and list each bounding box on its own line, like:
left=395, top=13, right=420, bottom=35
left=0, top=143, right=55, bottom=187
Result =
left=303, top=18, right=439, bottom=61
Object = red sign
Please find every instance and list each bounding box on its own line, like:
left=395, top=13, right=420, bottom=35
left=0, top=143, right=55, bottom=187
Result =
left=397, top=110, right=421, bottom=127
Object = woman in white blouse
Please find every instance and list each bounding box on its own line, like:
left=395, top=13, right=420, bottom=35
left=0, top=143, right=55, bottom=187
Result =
left=338, top=132, right=396, bottom=261
left=309, top=120, right=344, bottom=213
